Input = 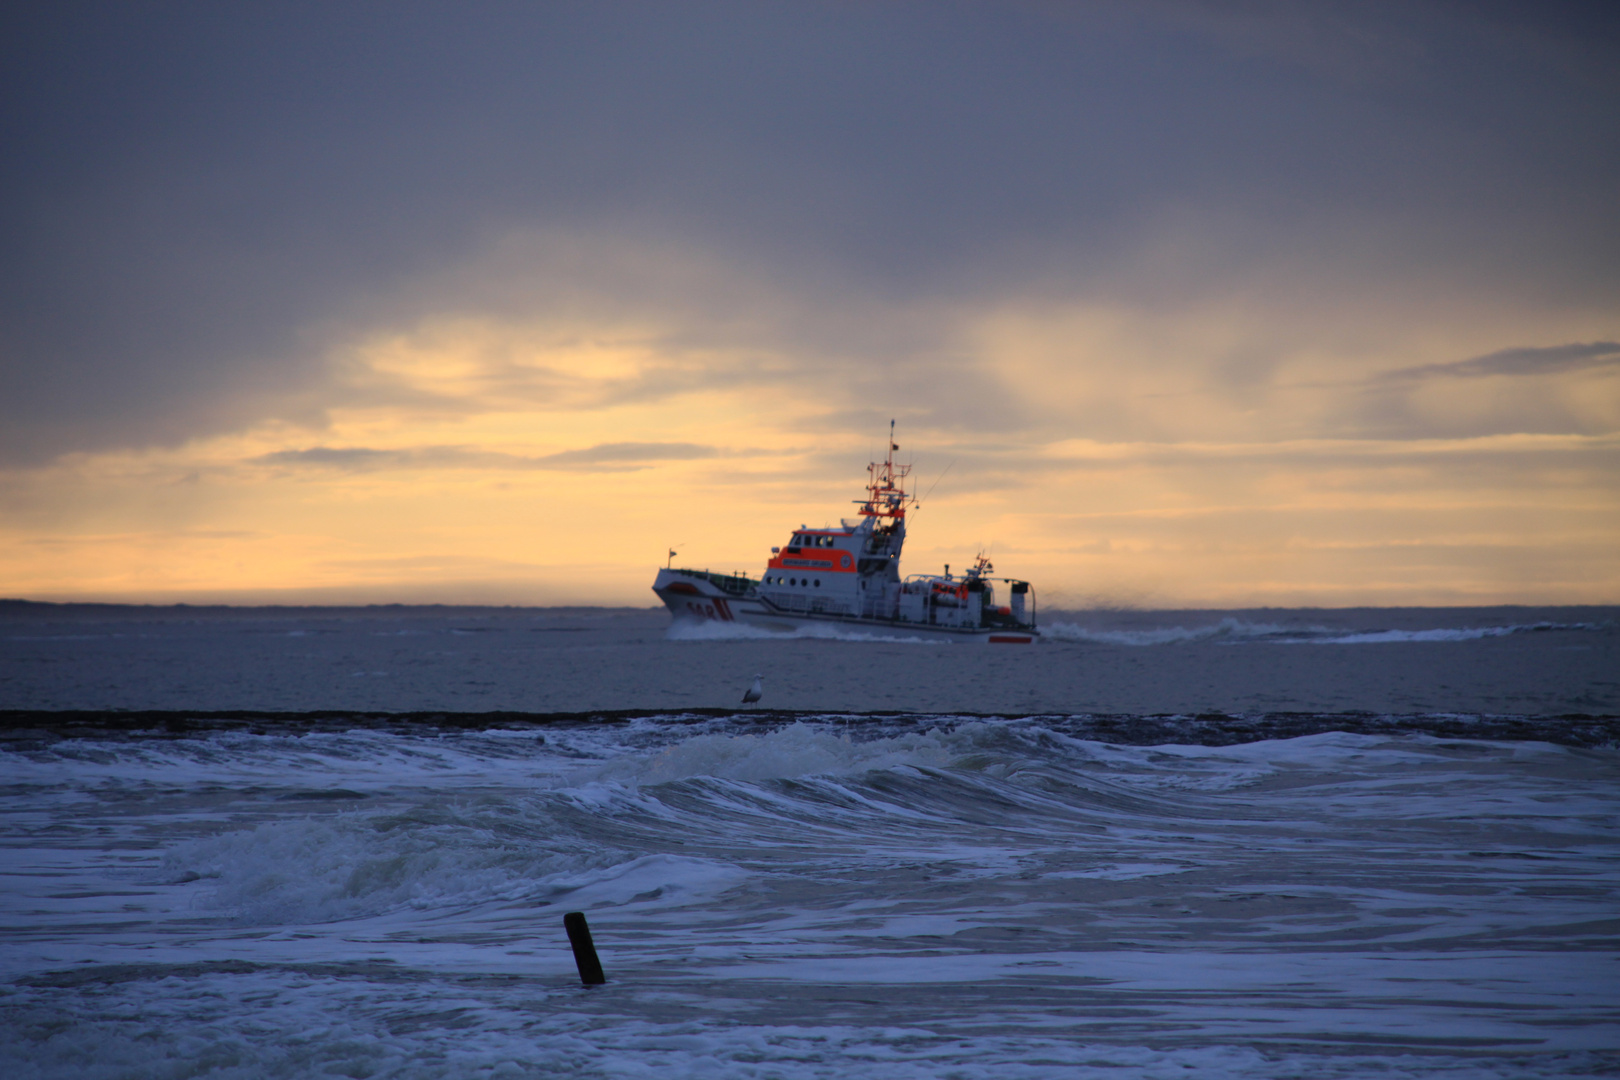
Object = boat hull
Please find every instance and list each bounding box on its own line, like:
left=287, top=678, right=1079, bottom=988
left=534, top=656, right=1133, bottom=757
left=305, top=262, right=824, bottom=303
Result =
left=652, top=568, right=1036, bottom=644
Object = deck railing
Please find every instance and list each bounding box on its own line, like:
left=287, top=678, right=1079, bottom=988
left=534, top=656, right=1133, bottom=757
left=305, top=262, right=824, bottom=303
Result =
left=670, top=567, right=757, bottom=595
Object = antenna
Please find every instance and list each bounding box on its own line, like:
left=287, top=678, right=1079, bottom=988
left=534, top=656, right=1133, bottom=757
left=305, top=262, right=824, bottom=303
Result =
left=915, top=459, right=955, bottom=510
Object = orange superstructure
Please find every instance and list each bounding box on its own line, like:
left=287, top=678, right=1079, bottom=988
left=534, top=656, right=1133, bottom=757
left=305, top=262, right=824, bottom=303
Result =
left=858, top=423, right=912, bottom=522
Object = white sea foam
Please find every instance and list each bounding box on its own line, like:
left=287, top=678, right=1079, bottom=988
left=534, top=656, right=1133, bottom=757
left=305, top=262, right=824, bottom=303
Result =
left=537, top=852, right=752, bottom=909
left=665, top=617, right=943, bottom=644
left=1039, top=616, right=1307, bottom=645
left=664, top=618, right=784, bottom=641
left=2, top=603, right=1615, bottom=1078
left=166, top=814, right=578, bottom=923
left=1306, top=625, right=1517, bottom=643
left=587, top=721, right=956, bottom=785
left=9, top=994, right=1584, bottom=1080
left=1041, top=617, right=1599, bottom=646
left=3, top=714, right=1616, bottom=1078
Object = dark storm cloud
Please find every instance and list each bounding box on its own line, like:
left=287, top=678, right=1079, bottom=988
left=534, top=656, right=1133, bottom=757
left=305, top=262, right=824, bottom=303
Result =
left=252, top=441, right=718, bottom=472
left=2, top=1, right=1617, bottom=462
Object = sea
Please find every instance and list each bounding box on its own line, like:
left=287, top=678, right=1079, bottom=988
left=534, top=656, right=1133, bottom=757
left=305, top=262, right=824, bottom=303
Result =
left=1, top=601, right=1616, bottom=1078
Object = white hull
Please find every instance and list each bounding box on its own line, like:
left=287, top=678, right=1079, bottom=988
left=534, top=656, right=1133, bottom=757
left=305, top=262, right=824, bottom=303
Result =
left=652, top=427, right=1037, bottom=644
left=653, top=568, right=1036, bottom=644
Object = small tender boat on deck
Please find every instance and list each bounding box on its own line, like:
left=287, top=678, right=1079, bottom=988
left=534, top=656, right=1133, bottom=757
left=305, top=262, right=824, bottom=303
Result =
left=652, top=428, right=1037, bottom=643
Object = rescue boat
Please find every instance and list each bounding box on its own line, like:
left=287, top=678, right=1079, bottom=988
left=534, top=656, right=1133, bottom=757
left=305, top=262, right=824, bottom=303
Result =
left=652, top=426, right=1037, bottom=643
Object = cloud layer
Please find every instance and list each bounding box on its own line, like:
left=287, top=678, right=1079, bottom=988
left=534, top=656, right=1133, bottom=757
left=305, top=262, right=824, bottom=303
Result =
left=253, top=442, right=719, bottom=473
left=1, top=2, right=1616, bottom=604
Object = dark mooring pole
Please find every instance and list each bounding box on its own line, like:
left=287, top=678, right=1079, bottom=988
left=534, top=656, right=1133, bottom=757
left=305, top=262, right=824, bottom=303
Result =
left=564, top=911, right=606, bottom=985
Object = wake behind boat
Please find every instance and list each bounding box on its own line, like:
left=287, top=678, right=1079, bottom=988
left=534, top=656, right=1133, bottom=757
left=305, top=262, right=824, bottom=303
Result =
left=652, top=427, right=1037, bottom=643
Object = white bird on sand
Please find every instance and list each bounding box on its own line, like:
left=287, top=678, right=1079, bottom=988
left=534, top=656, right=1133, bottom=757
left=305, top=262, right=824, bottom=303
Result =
left=741, top=674, right=764, bottom=704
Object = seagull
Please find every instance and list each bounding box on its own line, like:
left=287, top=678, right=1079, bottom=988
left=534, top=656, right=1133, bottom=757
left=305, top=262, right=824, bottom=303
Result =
left=741, top=674, right=764, bottom=704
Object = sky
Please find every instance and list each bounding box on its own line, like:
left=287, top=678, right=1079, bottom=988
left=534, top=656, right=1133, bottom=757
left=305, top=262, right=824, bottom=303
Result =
left=2, top=1, right=1617, bottom=608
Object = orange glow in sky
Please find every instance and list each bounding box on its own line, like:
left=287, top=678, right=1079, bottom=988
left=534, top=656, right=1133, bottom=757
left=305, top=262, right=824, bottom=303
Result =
left=3, top=8, right=1616, bottom=607
left=4, top=264, right=1615, bottom=606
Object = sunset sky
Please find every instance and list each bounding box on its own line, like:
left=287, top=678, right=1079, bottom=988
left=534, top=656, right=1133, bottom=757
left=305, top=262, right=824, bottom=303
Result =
left=3, top=2, right=1616, bottom=607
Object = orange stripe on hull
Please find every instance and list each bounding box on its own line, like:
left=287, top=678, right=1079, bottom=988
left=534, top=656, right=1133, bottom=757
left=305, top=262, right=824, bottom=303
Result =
left=767, top=551, right=856, bottom=572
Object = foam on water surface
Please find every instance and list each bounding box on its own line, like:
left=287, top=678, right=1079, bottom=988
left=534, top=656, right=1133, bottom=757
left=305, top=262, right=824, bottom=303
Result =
left=1039, top=615, right=1605, bottom=646
left=666, top=618, right=945, bottom=644
left=2, top=712, right=1616, bottom=1077
left=2, top=604, right=1616, bottom=1074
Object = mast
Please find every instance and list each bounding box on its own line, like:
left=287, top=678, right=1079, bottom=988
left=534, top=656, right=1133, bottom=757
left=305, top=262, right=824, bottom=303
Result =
left=857, top=419, right=912, bottom=526
left=849, top=420, right=911, bottom=603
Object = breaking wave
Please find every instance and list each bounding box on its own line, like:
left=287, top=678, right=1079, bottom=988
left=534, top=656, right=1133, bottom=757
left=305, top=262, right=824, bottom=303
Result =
left=5, top=711, right=1617, bottom=1080
left=585, top=720, right=959, bottom=785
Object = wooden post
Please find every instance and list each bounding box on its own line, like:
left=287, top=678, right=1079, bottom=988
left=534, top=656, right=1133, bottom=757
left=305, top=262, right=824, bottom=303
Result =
left=564, top=911, right=606, bottom=985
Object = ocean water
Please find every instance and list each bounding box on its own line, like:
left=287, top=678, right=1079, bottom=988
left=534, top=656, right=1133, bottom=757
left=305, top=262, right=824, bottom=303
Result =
left=2, top=604, right=1617, bottom=1077
left=2, top=603, right=1615, bottom=714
